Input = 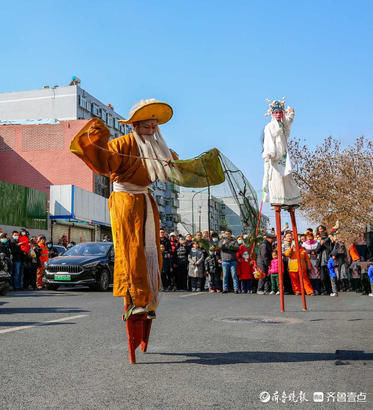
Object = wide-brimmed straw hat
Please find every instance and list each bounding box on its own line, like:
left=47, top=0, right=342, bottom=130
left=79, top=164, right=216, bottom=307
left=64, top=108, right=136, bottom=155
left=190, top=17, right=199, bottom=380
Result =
left=119, top=99, right=173, bottom=125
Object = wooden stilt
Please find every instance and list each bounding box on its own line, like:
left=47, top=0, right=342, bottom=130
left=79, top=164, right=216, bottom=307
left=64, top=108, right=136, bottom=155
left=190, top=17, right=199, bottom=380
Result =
left=122, top=306, right=153, bottom=364
left=274, top=206, right=285, bottom=312
left=289, top=207, right=307, bottom=311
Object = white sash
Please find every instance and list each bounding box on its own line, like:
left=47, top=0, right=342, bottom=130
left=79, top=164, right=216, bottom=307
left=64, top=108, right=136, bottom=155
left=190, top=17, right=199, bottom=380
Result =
left=112, top=181, right=159, bottom=310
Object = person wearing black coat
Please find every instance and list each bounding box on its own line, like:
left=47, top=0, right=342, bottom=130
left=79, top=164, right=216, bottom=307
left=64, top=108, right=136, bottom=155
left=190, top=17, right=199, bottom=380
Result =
left=317, top=225, right=334, bottom=295
left=174, top=238, right=189, bottom=290
left=0, top=234, right=12, bottom=280
left=256, top=233, right=276, bottom=294
left=28, top=240, right=41, bottom=290
left=9, top=231, right=25, bottom=289
left=160, top=228, right=171, bottom=251
left=160, top=244, right=172, bottom=291
left=204, top=248, right=222, bottom=292
left=0, top=233, right=11, bottom=259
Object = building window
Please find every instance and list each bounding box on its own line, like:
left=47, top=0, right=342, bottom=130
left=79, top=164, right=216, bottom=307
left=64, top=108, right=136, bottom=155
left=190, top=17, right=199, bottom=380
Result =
left=101, top=110, right=107, bottom=122
left=86, top=101, right=91, bottom=112
left=92, top=103, right=100, bottom=116
left=107, top=114, right=113, bottom=127
left=79, top=96, right=87, bottom=109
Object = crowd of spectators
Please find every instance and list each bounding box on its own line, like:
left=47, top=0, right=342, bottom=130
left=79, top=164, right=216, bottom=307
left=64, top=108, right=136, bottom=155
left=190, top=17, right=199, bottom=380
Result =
left=159, top=226, right=373, bottom=297
left=0, top=229, right=75, bottom=291
left=1, top=225, right=372, bottom=298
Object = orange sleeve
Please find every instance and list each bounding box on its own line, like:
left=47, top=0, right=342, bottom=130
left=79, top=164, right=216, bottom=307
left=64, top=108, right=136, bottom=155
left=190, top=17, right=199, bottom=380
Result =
left=70, top=118, right=123, bottom=175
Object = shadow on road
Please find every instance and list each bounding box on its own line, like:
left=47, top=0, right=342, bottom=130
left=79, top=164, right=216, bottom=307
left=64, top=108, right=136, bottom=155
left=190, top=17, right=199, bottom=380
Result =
left=0, top=321, right=81, bottom=327
left=144, top=350, right=373, bottom=365
left=0, top=307, right=89, bottom=315
left=6, top=291, right=81, bottom=298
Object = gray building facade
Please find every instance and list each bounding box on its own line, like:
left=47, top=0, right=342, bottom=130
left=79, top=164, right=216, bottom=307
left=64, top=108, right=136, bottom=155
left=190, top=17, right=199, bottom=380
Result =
left=0, top=80, right=180, bottom=232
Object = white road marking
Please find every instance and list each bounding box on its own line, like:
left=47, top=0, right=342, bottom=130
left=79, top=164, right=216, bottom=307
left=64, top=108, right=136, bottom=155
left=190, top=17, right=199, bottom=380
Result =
left=0, top=314, right=88, bottom=335
left=180, top=292, right=207, bottom=298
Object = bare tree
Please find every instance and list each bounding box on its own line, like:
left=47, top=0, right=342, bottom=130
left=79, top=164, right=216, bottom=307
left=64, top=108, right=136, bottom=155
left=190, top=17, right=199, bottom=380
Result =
left=288, top=135, right=373, bottom=242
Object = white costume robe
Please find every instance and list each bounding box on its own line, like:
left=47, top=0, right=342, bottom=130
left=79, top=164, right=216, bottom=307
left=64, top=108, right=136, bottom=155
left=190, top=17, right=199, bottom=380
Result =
left=262, top=111, right=301, bottom=206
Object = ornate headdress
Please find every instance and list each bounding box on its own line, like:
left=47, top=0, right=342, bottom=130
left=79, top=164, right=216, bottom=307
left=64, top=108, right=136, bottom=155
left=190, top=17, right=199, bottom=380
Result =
left=265, top=98, right=286, bottom=117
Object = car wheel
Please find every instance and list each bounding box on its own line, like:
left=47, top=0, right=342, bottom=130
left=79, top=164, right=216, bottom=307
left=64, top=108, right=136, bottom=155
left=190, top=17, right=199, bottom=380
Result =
left=46, top=284, right=59, bottom=291
left=98, top=269, right=110, bottom=291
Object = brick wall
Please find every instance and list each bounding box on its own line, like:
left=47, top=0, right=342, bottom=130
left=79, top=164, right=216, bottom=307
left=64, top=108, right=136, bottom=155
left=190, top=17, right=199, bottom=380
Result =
left=0, top=120, right=95, bottom=194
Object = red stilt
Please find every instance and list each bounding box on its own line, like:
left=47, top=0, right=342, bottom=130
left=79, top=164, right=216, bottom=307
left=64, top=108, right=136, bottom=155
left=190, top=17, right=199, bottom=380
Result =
left=122, top=306, right=153, bottom=364
left=289, top=208, right=307, bottom=311
left=274, top=206, right=285, bottom=312
left=141, top=320, right=152, bottom=352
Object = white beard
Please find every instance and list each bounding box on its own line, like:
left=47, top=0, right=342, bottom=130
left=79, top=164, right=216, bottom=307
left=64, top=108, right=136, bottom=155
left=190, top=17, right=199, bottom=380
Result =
left=132, top=126, right=181, bottom=183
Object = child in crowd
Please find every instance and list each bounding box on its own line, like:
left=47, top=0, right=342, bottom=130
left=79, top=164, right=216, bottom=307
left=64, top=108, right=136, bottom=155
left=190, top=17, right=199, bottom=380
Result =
left=281, top=230, right=294, bottom=294
left=236, top=243, right=253, bottom=294
left=368, top=264, right=373, bottom=297
left=188, top=241, right=205, bottom=292
left=160, top=244, right=172, bottom=291
left=268, top=249, right=283, bottom=295
left=282, top=231, right=293, bottom=254
left=327, top=254, right=338, bottom=296
left=308, top=250, right=321, bottom=295
left=204, top=246, right=222, bottom=292
left=285, top=244, right=314, bottom=295
left=303, top=231, right=320, bottom=254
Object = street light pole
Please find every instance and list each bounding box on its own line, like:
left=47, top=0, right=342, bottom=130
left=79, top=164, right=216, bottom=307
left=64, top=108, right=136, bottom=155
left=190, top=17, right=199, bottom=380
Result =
left=191, top=188, right=209, bottom=236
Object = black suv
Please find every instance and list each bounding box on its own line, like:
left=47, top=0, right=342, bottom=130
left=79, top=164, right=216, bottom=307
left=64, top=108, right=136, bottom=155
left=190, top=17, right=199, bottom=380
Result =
left=43, top=242, right=114, bottom=291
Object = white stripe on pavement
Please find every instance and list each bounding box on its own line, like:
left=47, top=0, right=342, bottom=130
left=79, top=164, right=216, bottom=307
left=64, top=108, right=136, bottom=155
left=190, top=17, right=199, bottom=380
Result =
left=0, top=314, right=88, bottom=334
left=180, top=292, right=207, bottom=298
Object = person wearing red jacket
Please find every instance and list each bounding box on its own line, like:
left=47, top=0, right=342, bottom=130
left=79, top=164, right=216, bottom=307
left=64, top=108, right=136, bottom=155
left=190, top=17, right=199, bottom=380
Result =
left=37, top=236, right=49, bottom=289
left=18, top=229, right=30, bottom=255
left=236, top=238, right=253, bottom=294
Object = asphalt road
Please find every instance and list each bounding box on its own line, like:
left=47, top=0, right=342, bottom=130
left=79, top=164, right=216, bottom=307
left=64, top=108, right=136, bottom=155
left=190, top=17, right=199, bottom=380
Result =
left=0, top=288, right=372, bottom=409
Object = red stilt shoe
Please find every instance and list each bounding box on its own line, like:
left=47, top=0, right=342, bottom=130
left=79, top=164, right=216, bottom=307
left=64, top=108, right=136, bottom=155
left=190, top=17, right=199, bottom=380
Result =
left=122, top=306, right=153, bottom=364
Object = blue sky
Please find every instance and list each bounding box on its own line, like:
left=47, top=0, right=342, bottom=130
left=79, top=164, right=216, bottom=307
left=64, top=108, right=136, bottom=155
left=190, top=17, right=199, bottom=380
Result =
left=1, top=0, right=372, bottom=229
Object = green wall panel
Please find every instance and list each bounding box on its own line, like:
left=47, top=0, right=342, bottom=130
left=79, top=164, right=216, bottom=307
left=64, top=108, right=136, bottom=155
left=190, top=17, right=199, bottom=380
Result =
left=0, top=181, right=47, bottom=229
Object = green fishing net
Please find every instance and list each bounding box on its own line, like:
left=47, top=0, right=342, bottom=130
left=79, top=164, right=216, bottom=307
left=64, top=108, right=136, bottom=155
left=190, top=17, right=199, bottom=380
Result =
left=168, top=149, right=259, bottom=237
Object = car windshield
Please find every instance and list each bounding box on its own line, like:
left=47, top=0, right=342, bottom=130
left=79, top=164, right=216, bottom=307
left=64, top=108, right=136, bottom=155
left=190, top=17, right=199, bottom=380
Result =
left=54, top=246, right=66, bottom=255
left=64, top=243, right=111, bottom=256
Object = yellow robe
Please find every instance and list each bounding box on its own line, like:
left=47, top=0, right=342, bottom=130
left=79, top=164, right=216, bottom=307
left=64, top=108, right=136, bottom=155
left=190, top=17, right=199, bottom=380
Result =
left=70, top=118, right=162, bottom=309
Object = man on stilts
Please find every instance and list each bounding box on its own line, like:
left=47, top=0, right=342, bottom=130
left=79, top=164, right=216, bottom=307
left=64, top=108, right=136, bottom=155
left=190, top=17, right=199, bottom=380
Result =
left=70, top=99, right=225, bottom=362
left=70, top=99, right=178, bottom=362
left=262, top=98, right=309, bottom=311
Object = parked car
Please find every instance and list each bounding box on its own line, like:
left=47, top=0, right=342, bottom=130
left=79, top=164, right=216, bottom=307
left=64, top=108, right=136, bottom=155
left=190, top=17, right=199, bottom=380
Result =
left=43, top=242, right=114, bottom=291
